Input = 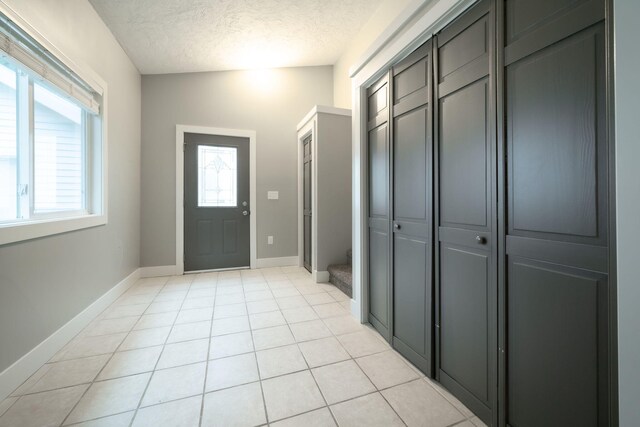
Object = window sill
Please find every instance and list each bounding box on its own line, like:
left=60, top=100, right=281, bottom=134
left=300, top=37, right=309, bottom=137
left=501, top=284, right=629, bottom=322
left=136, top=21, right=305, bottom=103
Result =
left=0, top=213, right=107, bottom=246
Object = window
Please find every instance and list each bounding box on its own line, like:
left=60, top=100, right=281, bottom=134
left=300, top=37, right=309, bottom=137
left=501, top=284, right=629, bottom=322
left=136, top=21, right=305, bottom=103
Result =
left=0, top=10, right=104, bottom=245
left=198, top=145, right=238, bottom=207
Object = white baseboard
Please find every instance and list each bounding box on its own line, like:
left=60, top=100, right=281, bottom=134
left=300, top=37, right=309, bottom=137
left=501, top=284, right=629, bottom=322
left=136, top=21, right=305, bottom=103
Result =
left=314, top=270, right=330, bottom=283
left=139, top=265, right=176, bottom=278
left=351, top=297, right=362, bottom=321
left=0, top=268, right=141, bottom=402
left=253, top=256, right=299, bottom=269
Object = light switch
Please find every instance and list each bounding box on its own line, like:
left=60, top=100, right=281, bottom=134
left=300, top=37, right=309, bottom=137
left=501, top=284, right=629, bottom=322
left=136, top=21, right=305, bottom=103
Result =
left=268, top=236, right=274, bottom=245
left=267, top=191, right=279, bottom=200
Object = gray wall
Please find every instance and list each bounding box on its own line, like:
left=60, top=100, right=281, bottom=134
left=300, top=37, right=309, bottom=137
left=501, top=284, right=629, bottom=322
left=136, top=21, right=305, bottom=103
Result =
left=614, top=0, right=640, bottom=424
left=141, top=67, right=333, bottom=266
left=316, top=113, right=352, bottom=271
left=0, top=0, right=141, bottom=373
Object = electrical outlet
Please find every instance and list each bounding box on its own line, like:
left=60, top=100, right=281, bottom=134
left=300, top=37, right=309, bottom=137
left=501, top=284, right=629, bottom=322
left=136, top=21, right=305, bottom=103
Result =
left=268, top=236, right=274, bottom=245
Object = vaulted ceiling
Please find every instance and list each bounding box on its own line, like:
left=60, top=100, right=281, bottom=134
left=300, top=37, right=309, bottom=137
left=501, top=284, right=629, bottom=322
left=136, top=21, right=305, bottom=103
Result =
left=88, top=0, right=383, bottom=74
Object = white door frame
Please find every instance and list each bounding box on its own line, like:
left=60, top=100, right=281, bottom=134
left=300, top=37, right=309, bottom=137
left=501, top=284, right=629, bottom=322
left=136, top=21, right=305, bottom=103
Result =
left=296, top=119, right=316, bottom=276
left=176, top=125, right=257, bottom=275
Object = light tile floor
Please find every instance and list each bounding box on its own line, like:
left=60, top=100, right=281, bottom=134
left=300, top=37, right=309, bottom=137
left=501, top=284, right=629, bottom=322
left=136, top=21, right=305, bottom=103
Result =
left=0, top=267, right=487, bottom=427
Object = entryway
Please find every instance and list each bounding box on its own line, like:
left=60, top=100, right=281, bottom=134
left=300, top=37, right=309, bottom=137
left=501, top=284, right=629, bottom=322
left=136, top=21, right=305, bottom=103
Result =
left=176, top=126, right=257, bottom=275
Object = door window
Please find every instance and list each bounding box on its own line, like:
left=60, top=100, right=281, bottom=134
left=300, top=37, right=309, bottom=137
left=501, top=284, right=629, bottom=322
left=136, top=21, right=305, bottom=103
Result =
left=198, top=145, right=237, bottom=207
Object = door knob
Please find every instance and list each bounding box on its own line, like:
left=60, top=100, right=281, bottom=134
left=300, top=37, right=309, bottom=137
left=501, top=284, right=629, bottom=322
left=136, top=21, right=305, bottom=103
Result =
left=476, top=235, right=487, bottom=244
left=243, top=210, right=249, bottom=216
left=393, top=223, right=401, bottom=230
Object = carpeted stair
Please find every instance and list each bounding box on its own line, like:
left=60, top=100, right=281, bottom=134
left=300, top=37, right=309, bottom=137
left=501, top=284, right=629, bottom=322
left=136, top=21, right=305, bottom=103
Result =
left=328, top=249, right=352, bottom=297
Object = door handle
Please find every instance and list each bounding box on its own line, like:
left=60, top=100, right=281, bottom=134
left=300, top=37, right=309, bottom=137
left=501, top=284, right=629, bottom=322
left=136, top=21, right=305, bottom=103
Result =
left=243, top=210, right=250, bottom=216
left=393, top=223, right=401, bottom=230
left=476, top=235, right=487, bottom=244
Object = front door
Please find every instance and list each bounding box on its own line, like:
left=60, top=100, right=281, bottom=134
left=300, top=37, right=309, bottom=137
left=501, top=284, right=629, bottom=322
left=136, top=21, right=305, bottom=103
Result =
left=184, top=133, right=250, bottom=271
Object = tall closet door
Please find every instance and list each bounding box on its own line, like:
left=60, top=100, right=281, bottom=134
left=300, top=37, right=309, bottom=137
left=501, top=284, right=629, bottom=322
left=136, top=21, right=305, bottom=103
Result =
left=367, top=75, right=392, bottom=341
left=435, top=0, right=497, bottom=423
left=501, top=0, right=610, bottom=425
left=390, top=41, right=434, bottom=375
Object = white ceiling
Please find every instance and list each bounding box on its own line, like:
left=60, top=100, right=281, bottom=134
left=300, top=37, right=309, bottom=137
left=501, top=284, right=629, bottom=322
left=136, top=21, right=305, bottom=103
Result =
left=88, top=0, right=384, bottom=74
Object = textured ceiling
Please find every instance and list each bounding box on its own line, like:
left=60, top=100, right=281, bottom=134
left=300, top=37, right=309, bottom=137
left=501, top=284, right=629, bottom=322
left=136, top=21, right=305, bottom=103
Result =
left=88, top=0, right=384, bottom=74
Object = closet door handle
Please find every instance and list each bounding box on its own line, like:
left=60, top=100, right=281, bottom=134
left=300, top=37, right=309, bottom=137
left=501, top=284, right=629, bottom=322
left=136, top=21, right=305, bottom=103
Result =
left=393, top=223, right=401, bottom=230
left=476, top=235, right=487, bottom=244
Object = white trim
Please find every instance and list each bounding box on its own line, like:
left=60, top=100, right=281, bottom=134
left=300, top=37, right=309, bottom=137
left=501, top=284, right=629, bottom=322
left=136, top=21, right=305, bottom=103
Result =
left=253, top=256, right=299, bottom=269
left=0, top=214, right=106, bottom=246
left=296, top=105, right=351, bottom=131
left=139, top=265, right=177, bottom=278
left=314, top=270, right=330, bottom=283
left=0, top=268, right=140, bottom=402
left=176, top=125, right=257, bottom=275
left=297, top=117, right=315, bottom=270
left=350, top=0, right=477, bottom=323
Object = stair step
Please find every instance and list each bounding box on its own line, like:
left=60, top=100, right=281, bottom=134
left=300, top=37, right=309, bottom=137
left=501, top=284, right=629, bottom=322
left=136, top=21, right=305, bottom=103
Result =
left=328, top=264, right=352, bottom=298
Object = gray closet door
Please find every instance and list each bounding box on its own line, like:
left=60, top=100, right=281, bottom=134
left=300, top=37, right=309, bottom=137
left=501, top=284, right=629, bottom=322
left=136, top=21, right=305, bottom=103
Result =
left=501, top=0, right=610, bottom=425
left=367, top=75, right=392, bottom=341
left=303, top=136, right=312, bottom=273
left=391, top=40, right=434, bottom=376
left=435, top=0, right=497, bottom=424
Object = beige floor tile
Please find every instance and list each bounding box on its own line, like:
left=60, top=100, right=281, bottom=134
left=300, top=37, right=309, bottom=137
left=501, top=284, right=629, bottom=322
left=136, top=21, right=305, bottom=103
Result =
left=202, top=382, right=266, bottom=426
left=304, top=293, right=336, bottom=306
left=97, top=346, right=162, bottom=380
left=181, top=297, right=215, bottom=310
left=282, top=306, right=319, bottom=324
left=249, top=311, right=286, bottom=329
left=103, top=303, right=148, bottom=319
left=470, top=416, right=488, bottom=426
left=275, top=295, right=308, bottom=309
left=24, top=354, right=109, bottom=394
left=312, top=360, right=376, bottom=405
left=322, top=316, right=363, bottom=336
left=246, top=299, right=279, bottom=314
left=70, top=411, right=134, bottom=427
left=262, top=371, right=325, bottom=421
left=0, top=385, right=87, bottom=427
left=65, top=374, right=150, bottom=424
left=206, top=353, right=259, bottom=391
left=252, top=325, right=295, bottom=351
left=187, top=288, right=216, bottom=299
left=215, top=285, right=243, bottom=295
left=289, top=320, right=333, bottom=342
left=156, top=339, right=209, bottom=369
left=117, top=294, right=156, bottom=306
left=153, top=290, right=187, bottom=302
left=329, top=290, right=350, bottom=302
left=427, top=378, right=474, bottom=418
left=167, top=321, right=211, bottom=343
left=244, top=290, right=274, bottom=302
left=337, top=330, right=389, bottom=358
left=271, top=287, right=301, bottom=298
left=214, top=303, right=247, bottom=319
left=145, top=300, right=182, bottom=314
left=119, top=326, right=171, bottom=351
left=295, top=285, right=326, bottom=296
left=267, top=280, right=295, bottom=290
left=141, top=363, right=206, bottom=406
left=298, top=337, right=350, bottom=368
left=133, top=395, right=201, bottom=427
left=211, top=316, right=250, bottom=336
left=243, top=282, right=269, bottom=291
left=381, top=379, right=464, bottom=427
left=312, top=303, right=348, bottom=319
left=215, top=293, right=245, bottom=306
left=51, top=333, right=127, bottom=362
left=0, top=398, right=17, bottom=417
left=270, top=407, right=336, bottom=427
left=330, top=393, right=404, bottom=427
left=209, top=331, right=254, bottom=359
left=356, top=350, right=419, bottom=389
left=84, top=316, right=139, bottom=337
left=134, top=312, right=178, bottom=330
left=256, top=345, right=308, bottom=379
left=175, top=308, right=214, bottom=324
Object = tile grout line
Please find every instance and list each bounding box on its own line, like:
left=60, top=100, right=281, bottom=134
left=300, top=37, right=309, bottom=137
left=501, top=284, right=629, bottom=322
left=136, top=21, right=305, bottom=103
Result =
left=126, top=274, right=196, bottom=427
left=57, top=276, right=171, bottom=426
left=198, top=271, right=220, bottom=427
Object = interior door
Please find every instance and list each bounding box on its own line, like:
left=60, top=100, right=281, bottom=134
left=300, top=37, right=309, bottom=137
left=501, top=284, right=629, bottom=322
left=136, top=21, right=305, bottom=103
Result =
left=501, top=0, right=610, bottom=425
left=391, top=40, right=434, bottom=376
left=303, top=135, right=313, bottom=272
left=435, top=0, right=497, bottom=424
left=184, top=133, right=250, bottom=271
left=367, top=74, right=392, bottom=341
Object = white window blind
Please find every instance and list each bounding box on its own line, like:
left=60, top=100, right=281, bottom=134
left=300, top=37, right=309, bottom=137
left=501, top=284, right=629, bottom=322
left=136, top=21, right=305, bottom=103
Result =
left=0, top=15, right=100, bottom=114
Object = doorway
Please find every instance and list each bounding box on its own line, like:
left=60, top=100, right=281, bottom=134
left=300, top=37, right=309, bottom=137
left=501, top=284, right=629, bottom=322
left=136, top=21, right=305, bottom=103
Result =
left=176, top=125, right=257, bottom=274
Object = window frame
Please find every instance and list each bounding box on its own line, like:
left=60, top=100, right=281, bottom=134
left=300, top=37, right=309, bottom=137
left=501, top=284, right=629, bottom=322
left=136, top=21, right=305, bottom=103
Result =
left=0, top=5, right=108, bottom=246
